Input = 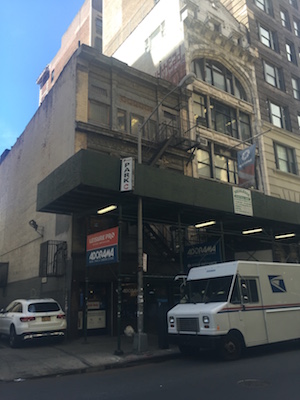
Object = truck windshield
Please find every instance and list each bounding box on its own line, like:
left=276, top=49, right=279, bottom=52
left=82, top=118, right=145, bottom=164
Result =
left=187, top=275, right=233, bottom=303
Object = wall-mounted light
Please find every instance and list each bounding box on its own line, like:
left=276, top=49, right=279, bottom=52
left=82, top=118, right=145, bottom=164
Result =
left=29, top=219, right=44, bottom=237
left=195, top=220, right=216, bottom=229
left=97, top=205, right=117, bottom=215
left=242, top=228, right=263, bottom=235
left=275, top=233, right=295, bottom=240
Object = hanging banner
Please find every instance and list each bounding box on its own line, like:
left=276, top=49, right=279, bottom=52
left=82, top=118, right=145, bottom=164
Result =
left=237, top=144, right=256, bottom=188
left=86, top=227, right=118, bottom=266
left=120, top=157, right=134, bottom=192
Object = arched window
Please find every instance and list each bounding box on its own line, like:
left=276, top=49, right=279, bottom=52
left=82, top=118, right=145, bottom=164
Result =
left=191, top=59, right=247, bottom=101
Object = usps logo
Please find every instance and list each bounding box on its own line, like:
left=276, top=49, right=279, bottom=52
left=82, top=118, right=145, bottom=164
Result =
left=268, top=275, right=286, bottom=293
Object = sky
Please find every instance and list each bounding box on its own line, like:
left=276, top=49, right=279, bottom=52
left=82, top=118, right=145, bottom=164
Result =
left=0, top=0, right=85, bottom=156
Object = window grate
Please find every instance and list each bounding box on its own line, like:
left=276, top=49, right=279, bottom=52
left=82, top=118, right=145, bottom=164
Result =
left=39, top=241, right=67, bottom=277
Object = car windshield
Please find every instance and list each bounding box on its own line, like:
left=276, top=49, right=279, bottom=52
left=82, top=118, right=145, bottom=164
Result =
left=187, top=275, right=233, bottom=303
left=28, top=302, right=60, bottom=313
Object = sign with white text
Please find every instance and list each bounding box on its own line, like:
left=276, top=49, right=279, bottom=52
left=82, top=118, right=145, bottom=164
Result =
left=120, top=157, right=134, bottom=192
left=86, top=227, right=118, bottom=266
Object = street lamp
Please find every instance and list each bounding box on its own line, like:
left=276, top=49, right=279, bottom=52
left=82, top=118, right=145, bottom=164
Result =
left=136, top=72, right=196, bottom=353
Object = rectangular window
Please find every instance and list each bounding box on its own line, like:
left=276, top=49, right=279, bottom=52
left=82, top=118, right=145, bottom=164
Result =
left=193, top=93, right=208, bottom=127
left=117, top=109, right=126, bottom=131
left=211, top=100, right=238, bottom=138
left=274, top=143, right=297, bottom=174
left=88, top=100, right=110, bottom=125
left=269, top=101, right=290, bottom=130
left=286, top=41, right=297, bottom=64
left=255, top=0, right=273, bottom=14
left=292, top=77, right=300, bottom=99
left=197, top=149, right=211, bottom=178
left=239, top=112, right=251, bottom=141
left=215, top=154, right=238, bottom=184
left=96, top=18, right=102, bottom=34
left=280, top=9, right=291, bottom=30
left=258, top=25, right=277, bottom=50
left=241, top=279, right=259, bottom=303
left=39, top=241, right=67, bottom=277
left=263, top=61, right=284, bottom=89
left=298, top=114, right=300, bottom=129
left=293, top=18, right=300, bottom=36
left=130, top=114, right=144, bottom=136
left=289, top=0, right=298, bottom=9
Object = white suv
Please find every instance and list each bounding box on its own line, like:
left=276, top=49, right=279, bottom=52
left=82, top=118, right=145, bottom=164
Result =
left=0, top=298, right=67, bottom=347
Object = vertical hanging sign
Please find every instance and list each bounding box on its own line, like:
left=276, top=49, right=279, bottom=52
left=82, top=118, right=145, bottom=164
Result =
left=237, top=144, right=256, bottom=188
left=86, top=227, right=119, bottom=266
left=120, top=157, right=134, bottom=192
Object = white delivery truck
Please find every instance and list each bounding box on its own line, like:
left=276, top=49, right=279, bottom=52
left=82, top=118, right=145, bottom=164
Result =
left=167, top=260, right=300, bottom=360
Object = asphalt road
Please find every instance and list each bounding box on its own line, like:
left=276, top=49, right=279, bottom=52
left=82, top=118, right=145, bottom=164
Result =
left=1, top=342, right=299, bottom=400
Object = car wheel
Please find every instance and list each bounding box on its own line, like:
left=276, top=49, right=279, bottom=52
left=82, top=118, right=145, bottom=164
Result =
left=219, top=333, right=242, bottom=361
left=9, top=325, right=19, bottom=348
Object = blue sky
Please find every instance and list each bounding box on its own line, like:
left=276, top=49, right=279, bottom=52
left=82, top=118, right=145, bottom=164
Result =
left=0, top=0, right=85, bottom=156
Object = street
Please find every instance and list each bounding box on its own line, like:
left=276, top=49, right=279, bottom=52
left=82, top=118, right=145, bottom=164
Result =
left=0, top=341, right=300, bottom=400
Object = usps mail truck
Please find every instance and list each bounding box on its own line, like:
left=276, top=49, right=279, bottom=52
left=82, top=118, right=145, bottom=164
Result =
left=167, top=261, right=300, bottom=360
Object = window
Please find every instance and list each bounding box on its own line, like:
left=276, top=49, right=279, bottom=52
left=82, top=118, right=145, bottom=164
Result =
left=239, top=112, right=251, bottom=141
left=286, top=41, right=297, bottom=64
left=191, top=59, right=247, bottom=100
left=88, top=100, right=110, bottom=125
left=117, top=109, right=126, bottom=131
left=240, top=279, right=259, bottom=303
left=193, top=93, right=208, bottom=127
left=39, top=241, right=67, bottom=277
left=293, top=18, right=300, bottom=36
left=96, top=18, right=102, bottom=34
left=197, top=149, right=211, bottom=178
left=298, top=114, right=300, bottom=129
left=130, top=114, right=144, bottom=136
left=51, top=69, right=55, bottom=82
left=274, top=143, right=297, bottom=174
left=145, top=22, right=165, bottom=52
left=263, top=61, right=284, bottom=89
left=211, top=99, right=238, bottom=138
left=255, top=0, right=273, bottom=14
left=94, top=36, right=102, bottom=52
left=258, top=24, right=278, bottom=51
left=289, top=0, right=298, bottom=9
left=280, top=8, right=291, bottom=30
left=292, top=77, right=300, bottom=99
left=215, top=153, right=238, bottom=184
left=269, top=101, right=290, bottom=130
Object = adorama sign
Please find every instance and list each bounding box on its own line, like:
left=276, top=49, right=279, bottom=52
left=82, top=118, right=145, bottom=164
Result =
left=86, top=227, right=118, bottom=266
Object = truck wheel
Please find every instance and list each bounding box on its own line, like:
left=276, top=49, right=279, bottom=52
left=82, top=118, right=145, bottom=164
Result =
left=219, top=333, right=242, bottom=361
left=178, top=344, right=199, bottom=355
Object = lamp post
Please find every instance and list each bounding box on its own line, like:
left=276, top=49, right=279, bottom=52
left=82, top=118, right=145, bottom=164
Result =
left=136, top=72, right=195, bottom=353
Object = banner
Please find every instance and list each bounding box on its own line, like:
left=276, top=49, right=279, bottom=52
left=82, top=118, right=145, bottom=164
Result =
left=184, top=240, right=222, bottom=271
left=86, top=227, right=118, bottom=266
left=237, top=144, right=256, bottom=188
left=120, top=157, right=134, bottom=192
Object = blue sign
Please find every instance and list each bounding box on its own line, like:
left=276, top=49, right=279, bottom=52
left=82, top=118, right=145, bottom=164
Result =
left=184, top=240, right=222, bottom=271
left=268, top=275, right=286, bottom=293
left=86, top=244, right=118, bottom=266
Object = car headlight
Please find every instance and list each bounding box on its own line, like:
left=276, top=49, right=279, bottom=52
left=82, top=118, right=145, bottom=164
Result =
left=169, top=316, right=175, bottom=324
left=202, top=315, right=210, bottom=324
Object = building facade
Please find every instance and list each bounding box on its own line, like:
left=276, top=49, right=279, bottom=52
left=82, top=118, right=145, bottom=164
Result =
left=37, top=0, right=103, bottom=105
left=2, top=0, right=300, bottom=340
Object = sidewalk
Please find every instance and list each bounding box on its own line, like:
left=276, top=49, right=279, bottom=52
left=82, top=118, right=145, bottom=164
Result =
left=0, top=334, right=180, bottom=382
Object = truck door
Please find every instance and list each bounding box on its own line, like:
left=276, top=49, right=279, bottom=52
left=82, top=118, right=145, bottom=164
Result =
left=229, top=276, right=268, bottom=347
